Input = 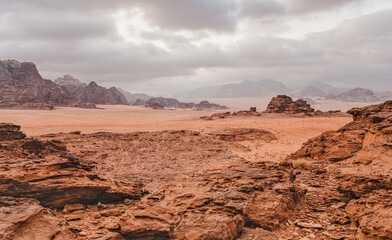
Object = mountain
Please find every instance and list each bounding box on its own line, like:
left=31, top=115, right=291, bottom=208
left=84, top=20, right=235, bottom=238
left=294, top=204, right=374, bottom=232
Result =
left=55, top=75, right=128, bottom=105
left=326, top=88, right=380, bottom=102
left=377, top=91, right=392, bottom=101
left=117, top=88, right=153, bottom=104
left=214, top=79, right=288, bottom=98
left=175, top=85, right=222, bottom=99
left=307, top=81, right=349, bottom=95
left=295, top=86, right=326, bottom=98
left=0, top=60, right=91, bottom=109
left=173, top=79, right=288, bottom=99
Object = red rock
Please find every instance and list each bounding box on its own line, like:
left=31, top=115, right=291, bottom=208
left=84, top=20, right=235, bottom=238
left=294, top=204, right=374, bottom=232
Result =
left=264, top=95, right=315, bottom=115
left=0, top=123, right=26, bottom=141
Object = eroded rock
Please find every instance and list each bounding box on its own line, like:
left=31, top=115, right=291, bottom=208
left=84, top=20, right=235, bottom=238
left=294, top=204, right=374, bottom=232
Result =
left=0, top=123, right=26, bottom=141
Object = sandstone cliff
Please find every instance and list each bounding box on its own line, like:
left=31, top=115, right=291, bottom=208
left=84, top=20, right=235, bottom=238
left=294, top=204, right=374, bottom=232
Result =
left=0, top=60, right=75, bottom=109
left=55, top=75, right=128, bottom=105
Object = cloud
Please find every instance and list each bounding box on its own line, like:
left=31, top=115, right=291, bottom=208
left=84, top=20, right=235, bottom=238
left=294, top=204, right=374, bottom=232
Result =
left=239, top=0, right=285, bottom=18
left=288, top=0, right=361, bottom=14
left=0, top=0, right=391, bottom=94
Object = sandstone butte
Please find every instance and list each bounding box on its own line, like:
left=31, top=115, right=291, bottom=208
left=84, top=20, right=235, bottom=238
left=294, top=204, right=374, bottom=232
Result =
left=0, top=100, right=391, bottom=239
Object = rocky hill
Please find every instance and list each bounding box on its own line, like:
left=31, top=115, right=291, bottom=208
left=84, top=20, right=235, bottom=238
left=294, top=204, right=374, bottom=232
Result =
left=214, top=79, right=288, bottom=98
left=117, top=88, right=153, bottom=105
left=326, top=87, right=379, bottom=102
left=0, top=60, right=80, bottom=109
left=173, top=79, right=288, bottom=99
left=55, top=75, right=128, bottom=105
left=140, top=97, right=228, bottom=110
left=377, top=91, right=392, bottom=101
left=296, top=86, right=326, bottom=98
left=286, top=100, right=392, bottom=239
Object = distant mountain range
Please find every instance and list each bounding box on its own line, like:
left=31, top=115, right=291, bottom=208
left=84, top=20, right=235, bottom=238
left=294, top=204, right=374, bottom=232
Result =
left=0, top=60, right=229, bottom=110
left=117, top=88, right=153, bottom=105
left=175, top=79, right=289, bottom=99
left=0, top=60, right=94, bottom=109
left=176, top=79, right=389, bottom=103
left=1, top=60, right=389, bottom=110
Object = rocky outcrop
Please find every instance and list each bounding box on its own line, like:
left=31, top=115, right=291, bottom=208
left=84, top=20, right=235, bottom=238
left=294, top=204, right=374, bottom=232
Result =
left=0, top=60, right=78, bottom=109
left=326, top=88, right=380, bottom=102
left=144, top=97, right=228, bottom=110
left=287, top=100, right=392, bottom=239
left=80, top=82, right=128, bottom=105
left=208, top=128, right=277, bottom=142
left=289, top=100, right=392, bottom=162
left=0, top=123, right=26, bottom=141
left=117, top=88, right=153, bottom=105
left=0, top=139, right=143, bottom=209
left=195, top=100, right=228, bottom=110
left=8, top=128, right=304, bottom=239
left=264, top=95, right=315, bottom=115
left=55, top=75, right=128, bottom=105
left=0, top=197, right=77, bottom=240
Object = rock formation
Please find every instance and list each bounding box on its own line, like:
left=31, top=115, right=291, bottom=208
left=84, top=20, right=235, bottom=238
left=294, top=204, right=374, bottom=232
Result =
left=264, top=95, right=315, bottom=115
left=0, top=60, right=76, bottom=109
left=0, top=123, right=26, bottom=141
left=287, top=100, right=392, bottom=239
left=0, top=129, right=144, bottom=239
left=0, top=125, right=312, bottom=239
left=55, top=75, right=128, bottom=105
left=326, top=87, right=380, bottom=102
left=144, top=97, right=228, bottom=110
left=117, top=88, right=153, bottom=105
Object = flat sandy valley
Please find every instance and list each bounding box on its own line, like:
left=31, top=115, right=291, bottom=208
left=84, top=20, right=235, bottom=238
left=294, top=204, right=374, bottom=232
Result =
left=0, top=105, right=351, bottom=163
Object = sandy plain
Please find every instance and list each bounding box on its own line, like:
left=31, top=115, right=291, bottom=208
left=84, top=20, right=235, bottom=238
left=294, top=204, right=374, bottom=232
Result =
left=0, top=104, right=352, bottom=163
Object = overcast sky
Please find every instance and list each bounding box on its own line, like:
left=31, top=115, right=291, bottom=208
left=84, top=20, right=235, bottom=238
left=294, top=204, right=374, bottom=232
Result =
left=1, top=0, right=391, bottom=95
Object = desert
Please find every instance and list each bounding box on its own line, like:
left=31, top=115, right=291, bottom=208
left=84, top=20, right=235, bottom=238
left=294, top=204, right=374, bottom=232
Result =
left=2, top=1, right=392, bottom=239
left=1, top=99, right=392, bottom=239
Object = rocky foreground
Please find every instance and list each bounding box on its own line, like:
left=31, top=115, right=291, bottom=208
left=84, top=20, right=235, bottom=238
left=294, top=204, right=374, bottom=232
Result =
left=0, top=101, right=391, bottom=239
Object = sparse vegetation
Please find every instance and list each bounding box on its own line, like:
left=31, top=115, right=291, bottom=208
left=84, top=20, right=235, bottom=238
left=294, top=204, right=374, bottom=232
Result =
left=291, top=159, right=311, bottom=169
